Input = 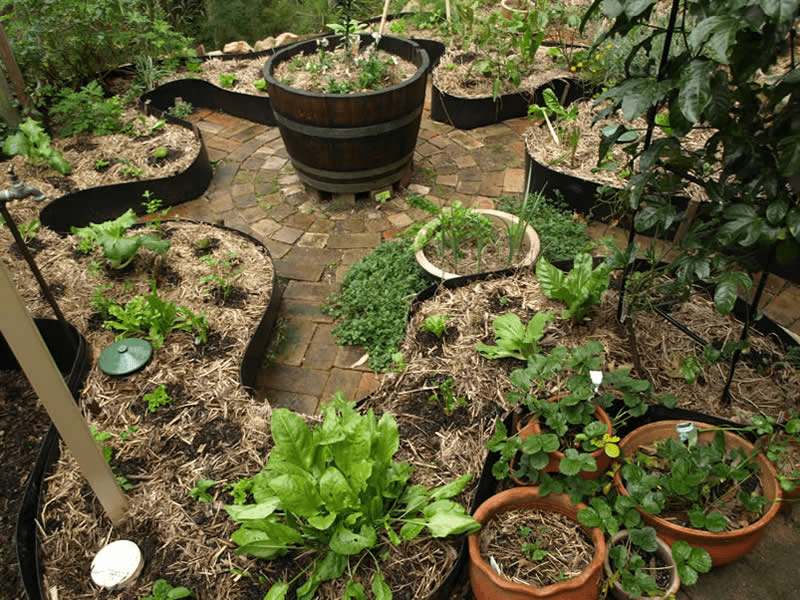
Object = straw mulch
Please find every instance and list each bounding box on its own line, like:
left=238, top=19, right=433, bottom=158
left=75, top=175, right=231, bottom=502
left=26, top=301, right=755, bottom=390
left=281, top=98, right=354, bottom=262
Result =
left=523, top=98, right=714, bottom=203
left=376, top=267, right=800, bottom=431
left=1, top=202, right=278, bottom=599
left=479, top=508, right=594, bottom=587
left=3, top=110, right=200, bottom=203
left=432, top=45, right=571, bottom=99
left=166, top=56, right=271, bottom=96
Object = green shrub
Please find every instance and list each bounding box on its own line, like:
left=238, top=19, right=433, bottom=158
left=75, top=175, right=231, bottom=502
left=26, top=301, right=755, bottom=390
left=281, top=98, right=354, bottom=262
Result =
left=50, top=81, right=124, bottom=137
left=2, top=0, right=192, bottom=91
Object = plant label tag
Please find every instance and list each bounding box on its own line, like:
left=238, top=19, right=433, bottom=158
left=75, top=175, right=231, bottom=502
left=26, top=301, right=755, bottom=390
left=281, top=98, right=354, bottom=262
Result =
left=373, top=189, right=391, bottom=204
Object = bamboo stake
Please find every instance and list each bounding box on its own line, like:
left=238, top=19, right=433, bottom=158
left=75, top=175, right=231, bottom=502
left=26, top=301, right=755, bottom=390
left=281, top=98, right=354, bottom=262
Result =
left=379, top=0, right=391, bottom=34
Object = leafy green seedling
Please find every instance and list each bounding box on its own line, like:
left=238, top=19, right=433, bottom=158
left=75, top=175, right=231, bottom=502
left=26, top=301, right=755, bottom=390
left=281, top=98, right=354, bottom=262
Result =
left=253, top=79, right=267, bottom=91
left=140, top=578, right=194, bottom=600
left=152, top=146, right=168, bottom=159
left=421, top=314, right=449, bottom=339
left=72, top=209, right=170, bottom=269
left=519, top=526, right=549, bottom=561
left=190, top=478, right=216, bottom=503
left=475, top=311, right=554, bottom=361
left=143, top=384, right=171, bottom=412
left=219, top=73, right=237, bottom=87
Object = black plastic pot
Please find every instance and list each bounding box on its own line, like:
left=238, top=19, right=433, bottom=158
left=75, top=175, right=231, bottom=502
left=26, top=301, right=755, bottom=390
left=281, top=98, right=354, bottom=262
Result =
left=264, top=34, right=429, bottom=193
left=39, top=117, right=212, bottom=234
left=15, top=221, right=280, bottom=600
left=429, top=70, right=583, bottom=130
left=6, top=320, right=89, bottom=600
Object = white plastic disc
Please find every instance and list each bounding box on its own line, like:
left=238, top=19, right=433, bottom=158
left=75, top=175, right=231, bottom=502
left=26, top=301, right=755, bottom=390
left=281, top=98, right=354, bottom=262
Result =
left=90, top=539, right=144, bottom=590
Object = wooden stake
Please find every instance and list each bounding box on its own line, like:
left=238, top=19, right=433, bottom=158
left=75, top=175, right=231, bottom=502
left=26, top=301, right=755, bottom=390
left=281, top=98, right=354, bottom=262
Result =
left=379, top=0, right=391, bottom=34
left=0, top=24, right=31, bottom=108
left=0, top=261, right=129, bottom=525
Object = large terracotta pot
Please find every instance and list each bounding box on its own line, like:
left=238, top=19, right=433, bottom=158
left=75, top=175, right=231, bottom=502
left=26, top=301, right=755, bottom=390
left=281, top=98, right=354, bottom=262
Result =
left=614, top=420, right=782, bottom=566
left=514, top=400, right=614, bottom=481
left=468, top=486, right=605, bottom=600
left=603, top=530, right=680, bottom=600
left=414, top=208, right=541, bottom=279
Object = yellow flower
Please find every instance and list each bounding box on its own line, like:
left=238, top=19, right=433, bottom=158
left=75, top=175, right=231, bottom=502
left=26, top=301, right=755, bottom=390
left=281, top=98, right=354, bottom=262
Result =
left=595, top=54, right=601, bottom=60
left=571, top=66, right=576, bottom=71
left=577, top=62, right=583, bottom=68
left=607, top=44, right=612, bottom=49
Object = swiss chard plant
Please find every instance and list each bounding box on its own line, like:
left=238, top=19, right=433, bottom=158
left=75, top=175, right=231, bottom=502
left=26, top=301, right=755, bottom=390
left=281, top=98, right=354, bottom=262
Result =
left=2, top=118, right=72, bottom=175
left=225, top=393, right=479, bottom=600
left=535, top=252, right=612, bottom=324
left=72, top=209, right=170, bottom=269
left=475, top=311, right=554, bottom=362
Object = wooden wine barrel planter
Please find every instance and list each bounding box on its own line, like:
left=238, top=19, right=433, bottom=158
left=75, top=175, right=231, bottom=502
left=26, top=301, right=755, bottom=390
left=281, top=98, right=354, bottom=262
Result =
left=263, top=34, right=429, bottom=193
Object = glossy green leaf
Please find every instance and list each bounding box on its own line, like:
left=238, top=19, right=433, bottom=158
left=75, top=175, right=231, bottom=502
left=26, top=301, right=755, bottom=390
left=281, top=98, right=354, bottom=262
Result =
left=329, top=524, right=376, bottom=555
left=372, top=572, right=392, bottom=600
left=271, top=408, right=313, bottom=469
left=264, top=582, right=290, bottom=600
left=678, top=59, right=713, bottom=123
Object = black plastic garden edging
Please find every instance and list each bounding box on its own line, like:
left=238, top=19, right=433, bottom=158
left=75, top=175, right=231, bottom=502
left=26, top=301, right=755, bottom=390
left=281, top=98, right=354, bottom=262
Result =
left=39, top=117, right=213, bottom=234
left=430, top=71, right=584, bottom=130
left=7, top=320, right=89, bottom=600
left=16, top=221, right=281, bottom=600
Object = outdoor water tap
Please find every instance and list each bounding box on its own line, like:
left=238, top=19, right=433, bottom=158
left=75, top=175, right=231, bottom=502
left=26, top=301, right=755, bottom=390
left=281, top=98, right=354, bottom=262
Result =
left=0, top=165, right=46, bottom=203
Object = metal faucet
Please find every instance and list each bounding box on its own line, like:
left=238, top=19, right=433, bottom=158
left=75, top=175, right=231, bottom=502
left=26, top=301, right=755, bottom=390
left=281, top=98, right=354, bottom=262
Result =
left=0, top=165, right=46, bottom=203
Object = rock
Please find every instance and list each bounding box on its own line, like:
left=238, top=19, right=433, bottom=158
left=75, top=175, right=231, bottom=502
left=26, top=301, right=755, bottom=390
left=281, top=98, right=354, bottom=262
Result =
left=254, top=37, right=276, bottom=52
left=223, top=40, right=253, bottom=54
left=274, top=32, right=299, bottom=48
left=206, top=50, right=223, bottom=56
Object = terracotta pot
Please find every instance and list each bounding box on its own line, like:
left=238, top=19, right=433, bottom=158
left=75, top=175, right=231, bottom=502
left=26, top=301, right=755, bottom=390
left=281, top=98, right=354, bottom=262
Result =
left=512, top=400, right=614, bottom=482
left=414, top=208, right=541, bottom=279
left=614, top=420, right=782, bottom=566
left=469, top=486, right=605, bottom=600
left=603, top=530, right=680, bottom=600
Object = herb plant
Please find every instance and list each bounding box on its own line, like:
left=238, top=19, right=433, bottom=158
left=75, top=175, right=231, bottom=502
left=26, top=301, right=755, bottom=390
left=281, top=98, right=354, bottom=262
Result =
left=322, top=240, right=431, bottom=371
left=199, top=252, right=246, bottom=299
left=527, top=88, right=581, bottom=167
left=535, top=252, right=612, bottom=324
left=18, top=220, right=39, bottom=244
left=49, top=81, right=124, bottom=136
left=496, top=191, right=588, bottom=263
left=253, top=79, right=267, bottom=91
left=72, top=209, right=170, bottom=269
left=226, top=393, right=479, bottom=599
left=167, top=99, right=194, bottom=119
left=429, top=377, right=467, bottom=416
left=2, top=118, right=71, bottom=175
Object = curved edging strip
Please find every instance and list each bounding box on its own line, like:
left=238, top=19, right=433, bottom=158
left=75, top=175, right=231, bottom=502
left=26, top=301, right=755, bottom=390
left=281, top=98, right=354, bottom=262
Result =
left=16, top=222, right=280, bottom=600
left=39, top=116, right=213, bottom=234
left=430, top=72, right=584, bottom=130
left=142, top=78, right=276, bottom=126
left=9, top=320, right=89, bottom=600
